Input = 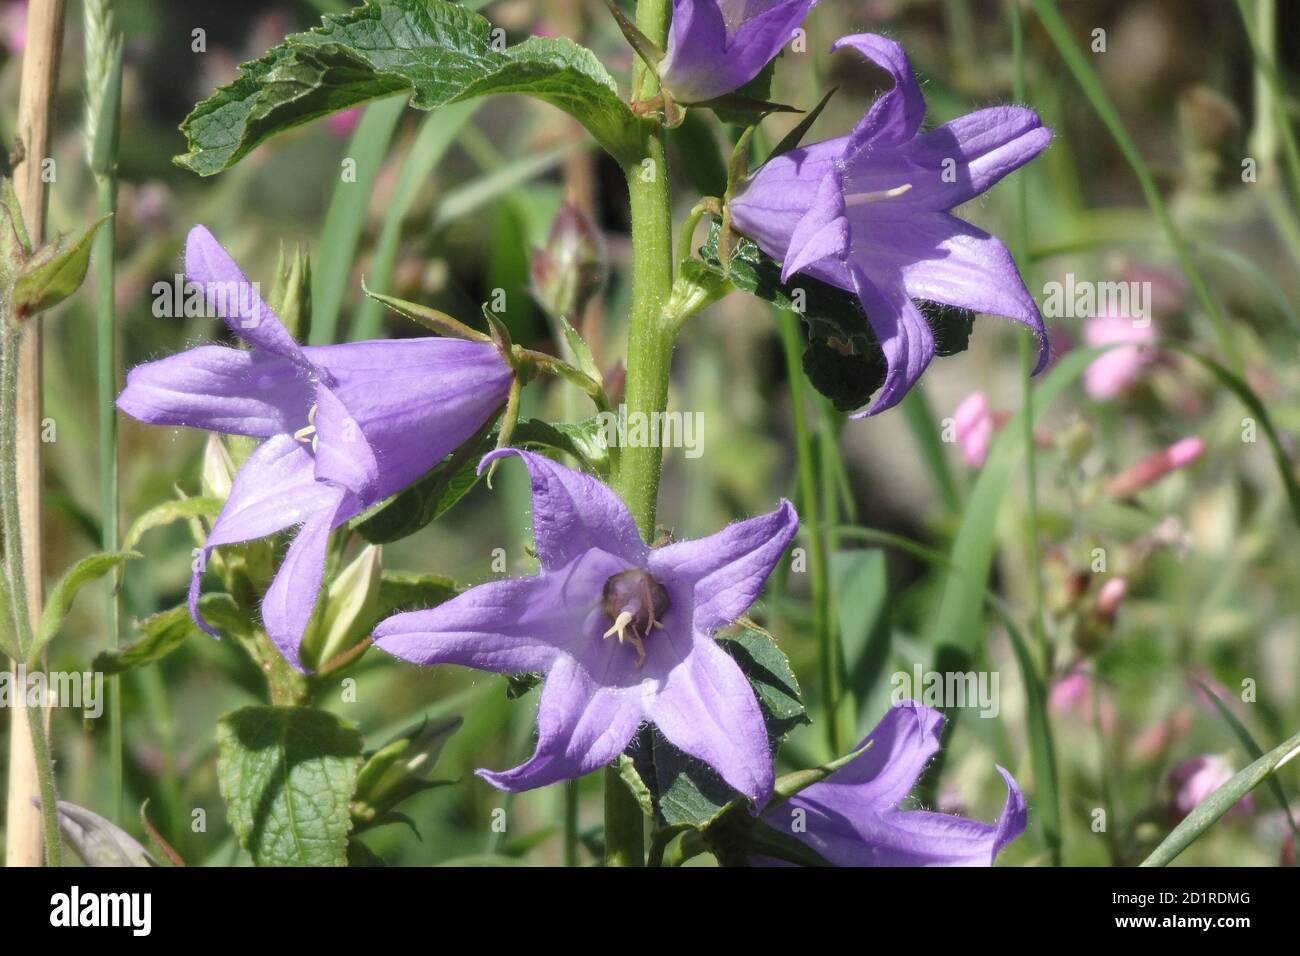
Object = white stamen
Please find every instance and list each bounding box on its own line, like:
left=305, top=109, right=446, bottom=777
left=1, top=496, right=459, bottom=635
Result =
left=845, top=182, right=913, bottom=207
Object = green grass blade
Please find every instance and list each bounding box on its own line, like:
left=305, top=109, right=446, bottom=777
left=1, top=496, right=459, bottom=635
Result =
left=1031, top=0, right=1240, bottom=368
left=899, top=386, right=961, bottom=516
left=925, top=345, right=1110, bottom=656
left=1141, top=726, right=1300, bottom=866
left=1163, top=342, right=1300, bottom=529
left=309, top=96, right=407, bottom=344
left=431, top=144, right=572, bottom=229
left=1196, top=680, right=1300, bottom=839
left=351, top=101, right=480, bottom=341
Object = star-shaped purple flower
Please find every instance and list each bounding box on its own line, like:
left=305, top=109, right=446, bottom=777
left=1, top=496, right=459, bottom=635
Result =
left=373, top=449, right=798, bottom=804
left=763, top=701, right=1027, bottom=865
left=730, top=33, right=1054, bottom=414
left=659, top=0, right=818, bottom=105
left=117, top=226, right=514, bottom=670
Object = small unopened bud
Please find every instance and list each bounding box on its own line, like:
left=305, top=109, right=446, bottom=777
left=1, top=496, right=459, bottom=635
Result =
left=1109, top=437, right=1204, bottom=498
left=530, top=200, right=607, bottom=320
left=48, top=800, right=157, bottom=867
left=201, top=433, right=237, bottom=501
left=352, top=716, right=462, bottom=825
left=1095, top=576, right=1127, bottom=618
left=301, top=545, right=383, bottom=670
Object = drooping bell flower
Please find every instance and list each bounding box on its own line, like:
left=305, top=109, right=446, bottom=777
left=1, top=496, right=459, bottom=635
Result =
left=374, top=449, right=798, bottom=804
left=659, top=0, right=818, bottom=105
left=762, top=701, right=1026, bottom=865
left=729, top=34, right=1053, bottom=415
left=117, top=226, right=513, bottom=670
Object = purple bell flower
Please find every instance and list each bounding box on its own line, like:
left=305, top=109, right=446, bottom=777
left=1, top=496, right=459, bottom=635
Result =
left=730, top=34, right=1054, bottom=414
left=117, top=226, right=513, bottom=670
left=659, top=0, right=818, bottom=104
left=374, top=449, right=798, bottom=804
left=763, top=701, right=1027, bottom=865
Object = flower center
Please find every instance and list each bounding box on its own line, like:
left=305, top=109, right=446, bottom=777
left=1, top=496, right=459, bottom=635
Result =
left=293, top=403, right=319, bottom=452
left=601, top=569, right=670, bottom=668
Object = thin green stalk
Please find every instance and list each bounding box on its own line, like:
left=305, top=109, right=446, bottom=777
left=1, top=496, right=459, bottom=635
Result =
left=1010, top=0, right=1050, bottom=675
left=2, top=321, right=62, bottom=866
left=1032, top=0, right=1241, bottom=370
left=778, top=311, right=839, bottom=756
left=94, top=175, right=122, bottom=824
left=603, top=0, right=675, bottom=868
left=86, top=0, right=124, bottom=824
left=899, top=387, right=961, bottom=516
left=564, top=779, right=579, bottom=866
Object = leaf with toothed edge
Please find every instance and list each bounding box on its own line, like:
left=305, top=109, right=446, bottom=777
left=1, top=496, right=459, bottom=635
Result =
left=175, top=0, right=643, bottom=175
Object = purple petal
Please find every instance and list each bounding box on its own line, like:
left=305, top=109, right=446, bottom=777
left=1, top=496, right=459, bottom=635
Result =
left=184, top=226, right=312, bottom=370
left=730, top=137, right=847, bottom=264
left=850, top=212, right=1046, bottom=373
left=479, top=449, right=647, bottom=570
left=648, top=631, right=774, bottom=805
left=476, top=655, right=645, bottom=792
left=311, top=382, right=380, bottom=500
left=765, top=702, right=1027, bottom=865
left=835, top=34, right=926, bottom=150
left=842, top=107, right=1052, bottom=214
left=116, top=345, right=312, bottom=438
left=847, top=266, right=935, bottom=416
left=781, top=171, right=850, bottom=282
left=817, top=700, right=945, bottom=807
left=649, top=499, right=798, bottom=634
left=259, top=493, right=353, bottom=672
left=660, top=0, right=816, bottom=104
left=307, top=338, right=513, bottom=498
left=374, top=547, right=631, bottom=674
left=188, top=435, right=350, bottom=638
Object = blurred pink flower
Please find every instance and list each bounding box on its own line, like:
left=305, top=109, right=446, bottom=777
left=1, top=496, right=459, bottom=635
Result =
left=1132, top=708, right=1193, bottom=762
left=952, top=392, right=995, bottom=468
left=1108, top=437, right=1204, bottom=498
left=1049, top=670, right=1116, bottom=731
left=1083, top=312, right=1156, bottom=400
left=1096, top=576, right=1127, bottom=617
left=327, top=107, right=363, bottom=138
left=1169, top=755, right=1254, bottom=819
left=2, top=0, right=26, bottom=56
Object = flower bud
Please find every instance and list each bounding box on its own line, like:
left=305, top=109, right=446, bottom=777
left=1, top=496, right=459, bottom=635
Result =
left=200, top=433, right=236, bottom=502
left=351, top=716, right=462, bottom=827
left=51, top=801, right=156, bottom=867
left=301, top=544, right=382, bottom=670
left=1108, top=437, right=1204, bottom=498
left=530, top=200, right=607, bottom=320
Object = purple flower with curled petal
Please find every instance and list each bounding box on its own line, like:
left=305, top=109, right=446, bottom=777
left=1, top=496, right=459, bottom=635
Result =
left=658, top=0, right=817, bottom=104
left=374, top=449, right=798, bottom=804
left=117, top=226, right=513, bottom=670
left=762, top=701, right=1026, bottom=865
left=730, top=34, right=1053, bottom=414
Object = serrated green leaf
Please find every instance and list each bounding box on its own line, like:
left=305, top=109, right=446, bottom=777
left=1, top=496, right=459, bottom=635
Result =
left=376, top=571, right=459, bottom=618
left=95, top=594, right=248, bottom=675
left=11, top=216, right=111, bottom=321
left=30, top=551, right=137, bottom=662
left=175, top=0, right=642, bottom=176
left=511, top=417, right=610, bottom=475
left=217, top=706, right=363, bottom=867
